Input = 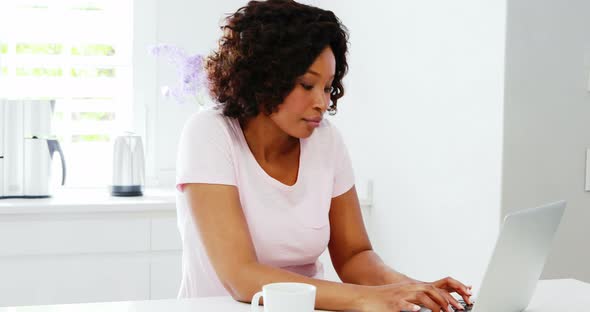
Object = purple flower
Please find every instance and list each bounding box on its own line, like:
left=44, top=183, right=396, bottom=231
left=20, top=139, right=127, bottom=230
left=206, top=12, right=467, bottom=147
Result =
left=149, top=44, right=206, bottom=105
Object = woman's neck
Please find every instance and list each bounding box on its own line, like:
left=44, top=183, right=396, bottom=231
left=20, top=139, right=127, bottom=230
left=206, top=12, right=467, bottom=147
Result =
left=239, top=114, right=299, bottom=163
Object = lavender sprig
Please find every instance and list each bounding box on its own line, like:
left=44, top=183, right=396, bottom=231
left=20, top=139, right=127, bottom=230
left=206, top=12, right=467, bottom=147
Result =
left=149, top=44, right=207, bottom=106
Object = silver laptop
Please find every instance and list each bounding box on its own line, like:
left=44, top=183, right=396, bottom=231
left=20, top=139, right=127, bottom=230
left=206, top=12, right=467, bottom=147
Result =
left=418, top=200, right=566, bottom=312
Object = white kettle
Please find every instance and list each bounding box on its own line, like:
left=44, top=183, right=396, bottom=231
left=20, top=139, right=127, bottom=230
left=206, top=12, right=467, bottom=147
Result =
left=0, top=100, right=66, bottom=199
left=111, top=132, right=145, bottom=196
left=23, top=137, right=66, bottom=197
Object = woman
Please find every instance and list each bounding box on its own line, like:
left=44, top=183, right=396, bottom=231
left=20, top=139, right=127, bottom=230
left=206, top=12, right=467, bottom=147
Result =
left=176, top=1, right=472, bottom=311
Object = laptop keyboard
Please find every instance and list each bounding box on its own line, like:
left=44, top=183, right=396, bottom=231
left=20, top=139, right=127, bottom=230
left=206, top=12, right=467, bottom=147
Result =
left=451, top=299, right=474, bottom=311
left=403, top=299, right=475, bottom=312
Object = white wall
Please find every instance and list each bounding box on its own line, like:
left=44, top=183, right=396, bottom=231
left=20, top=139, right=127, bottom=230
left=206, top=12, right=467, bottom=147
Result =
left=151, top=0, right=506, bottom=291
left=325, top=0, right=505, bottom=289
left=502, top=0, right=590, bottom=282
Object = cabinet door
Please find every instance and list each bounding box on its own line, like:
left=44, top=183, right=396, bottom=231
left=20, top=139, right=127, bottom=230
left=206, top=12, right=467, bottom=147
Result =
left=0, top=217, right=151, bottom=257
left=149, top=215, right=182, bottom=299
left=150, top=252, right=182, bottom=299
left=151, top=216, right=182, bottom=251
left=0, top=254, right=150, bottom=307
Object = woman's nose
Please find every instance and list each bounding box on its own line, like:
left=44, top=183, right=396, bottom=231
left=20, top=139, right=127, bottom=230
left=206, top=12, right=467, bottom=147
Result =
left=314, top=92, right=329, bottom=112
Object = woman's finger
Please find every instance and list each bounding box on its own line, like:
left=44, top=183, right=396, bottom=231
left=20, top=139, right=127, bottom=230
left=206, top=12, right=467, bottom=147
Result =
left=439, top=290, right=463, bottom=311
left=444, top=279, right=473, bottom=305
left=433, top=288, right=462, bottom=310
left=400, top=300, right=422, bottom=312
left=415, top=284, right=451, bottom=312
left=411, top=291, right=448, bottom=312
left=460, top=287, right=473, bottom=305
left=434, top=277, right=473, bottom=303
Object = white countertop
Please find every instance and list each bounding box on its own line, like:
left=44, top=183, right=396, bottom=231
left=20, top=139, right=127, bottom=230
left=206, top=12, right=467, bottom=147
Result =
left=0, top=188, right=177, bottom=215
left=0, top=187, right=372, bottom=216
left=1, top=279, right=588, bottom=312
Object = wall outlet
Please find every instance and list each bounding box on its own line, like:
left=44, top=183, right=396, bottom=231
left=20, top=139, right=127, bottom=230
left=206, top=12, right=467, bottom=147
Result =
left=586, top=149, right=590, bottom=191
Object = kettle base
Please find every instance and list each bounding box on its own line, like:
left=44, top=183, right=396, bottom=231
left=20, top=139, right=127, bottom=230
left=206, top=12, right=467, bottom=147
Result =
left=111, top=185, right=143, bottom=197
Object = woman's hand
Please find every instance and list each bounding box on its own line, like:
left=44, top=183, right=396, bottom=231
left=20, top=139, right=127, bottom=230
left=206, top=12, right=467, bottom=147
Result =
left=430, top=276, right=473, bottom=309
left=356, top=281, right=455, bottom=312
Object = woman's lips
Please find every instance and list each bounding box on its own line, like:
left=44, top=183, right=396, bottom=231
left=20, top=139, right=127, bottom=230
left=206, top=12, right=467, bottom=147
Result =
left=303, top=118, right=322, bottom=128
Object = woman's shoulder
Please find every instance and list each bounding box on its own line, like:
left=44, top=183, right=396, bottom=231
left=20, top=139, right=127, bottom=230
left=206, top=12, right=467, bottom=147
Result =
left=184, top=107, right=229, bottom=127
left=182, top=108, right=237, bottom=136
left=177, top=108, right=242, bottom=154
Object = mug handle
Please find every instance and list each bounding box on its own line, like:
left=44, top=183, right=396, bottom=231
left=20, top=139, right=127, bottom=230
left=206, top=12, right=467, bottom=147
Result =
left=251, top=291, right=263, bottom=312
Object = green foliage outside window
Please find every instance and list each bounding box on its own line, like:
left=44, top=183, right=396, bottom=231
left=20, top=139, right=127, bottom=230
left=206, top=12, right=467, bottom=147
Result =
left=0, top=44, right=7, bottom=54
left=71, top=44, right=115, bottom=56
left=16, top=43, right=63, bottom=55
left=71, top=5, right=102, bottom=11
left=72, top=134, right=110, bottom=143
left=16, top=67, right=63, bottom=77
left=71, top=68, right=116, bottom=78
left=72, top=97, right=113, bottom=101
left=96, top=68, right=115, bottom=77
left=72, top=112, right=115, bottom=121
left=53, top=112, right=64, bottom=121
left=19, top=5, right=49, bottom=9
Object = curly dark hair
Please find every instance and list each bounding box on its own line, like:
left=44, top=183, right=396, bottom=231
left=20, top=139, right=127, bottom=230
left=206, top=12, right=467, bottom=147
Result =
left=206, top=0, right=349, bottom=119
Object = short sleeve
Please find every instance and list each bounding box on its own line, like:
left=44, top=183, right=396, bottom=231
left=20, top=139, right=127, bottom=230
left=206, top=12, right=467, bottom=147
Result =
left=331, top=125, right=355, bottom=197
left=176, top=111, right=237, bottom=192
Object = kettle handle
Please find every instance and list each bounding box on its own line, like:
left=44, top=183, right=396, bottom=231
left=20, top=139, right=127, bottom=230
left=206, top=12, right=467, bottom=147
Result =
left=47, top=139, right=66, bottom=185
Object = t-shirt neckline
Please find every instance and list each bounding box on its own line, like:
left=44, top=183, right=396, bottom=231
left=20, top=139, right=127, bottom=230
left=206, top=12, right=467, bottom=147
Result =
left=233, top=118, right=305, bottom=191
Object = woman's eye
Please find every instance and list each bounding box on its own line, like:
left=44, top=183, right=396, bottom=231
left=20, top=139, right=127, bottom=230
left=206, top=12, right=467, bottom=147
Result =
left=300, top=83, right=332, bottom=93
left=300, top=83, right=313, bottom=90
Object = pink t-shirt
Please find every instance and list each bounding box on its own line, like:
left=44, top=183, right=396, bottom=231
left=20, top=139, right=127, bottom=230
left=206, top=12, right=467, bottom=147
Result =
left=175, top=108, right=354, bottom=298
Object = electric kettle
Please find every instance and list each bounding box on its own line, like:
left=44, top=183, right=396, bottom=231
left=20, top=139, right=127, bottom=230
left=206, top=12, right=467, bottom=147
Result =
left=1, top=99, right=66, bottom=198
left=111, top=132, right=145, bottom=196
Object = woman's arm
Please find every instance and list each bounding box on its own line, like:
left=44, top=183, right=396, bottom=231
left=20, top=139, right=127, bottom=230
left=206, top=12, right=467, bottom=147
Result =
left=328, top=186, right=414, bottom=286
left=184, top=183, right=365, bottom=310
left=185, top=183, right=455, bottom=312
left=328, top=186, right=473, bottom=309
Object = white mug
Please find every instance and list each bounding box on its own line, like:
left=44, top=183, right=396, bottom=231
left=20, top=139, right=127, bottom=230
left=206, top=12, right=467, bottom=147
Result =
left=251, top=282, right=317, bottom=312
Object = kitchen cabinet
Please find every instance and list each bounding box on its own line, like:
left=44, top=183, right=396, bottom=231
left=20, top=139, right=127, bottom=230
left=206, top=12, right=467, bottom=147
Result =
left=0, top=255, right=151, bottom=305
left=0, top=189, right=181, bottom=307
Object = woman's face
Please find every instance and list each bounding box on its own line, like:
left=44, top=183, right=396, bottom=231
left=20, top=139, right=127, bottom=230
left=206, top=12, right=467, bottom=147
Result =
left=270, top=46, right=336, bottom=138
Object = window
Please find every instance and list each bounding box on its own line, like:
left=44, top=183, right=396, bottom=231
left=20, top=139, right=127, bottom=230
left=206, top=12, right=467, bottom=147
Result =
left=0, top=0, right=133, bottom=187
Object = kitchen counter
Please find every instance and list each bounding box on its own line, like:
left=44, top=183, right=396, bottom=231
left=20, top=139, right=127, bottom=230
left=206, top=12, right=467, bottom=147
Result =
left=0, top=279, right=588, bottom=312
left=0, top=186, right=372, bottom=307
left=0, top=187, right=372, bottom=216
left=0, top=296, right=332, bottom=312
left=0, top=187, right=176, bottom=215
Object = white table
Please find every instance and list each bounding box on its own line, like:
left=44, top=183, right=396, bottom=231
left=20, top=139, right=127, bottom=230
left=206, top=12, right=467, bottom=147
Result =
left=1, top=279, right=588, bottom=312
